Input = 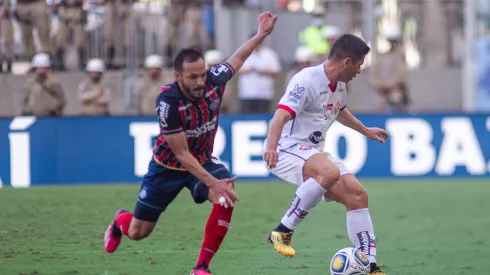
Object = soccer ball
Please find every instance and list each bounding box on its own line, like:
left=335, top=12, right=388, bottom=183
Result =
left=330, top=247, right=371, bottom=275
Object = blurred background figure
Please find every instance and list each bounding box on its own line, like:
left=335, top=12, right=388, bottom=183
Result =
left=442, top=0, right=464, bottom=67
left=78, top=58, right=110, bottom=116
left=104, top=0, right=135, bottom=69
left=53, top=0, right=86, bottom=71
left=238, top=37, right=281, bottom=114
left=0, top=0, right=13, bottom=73
left=285, top=46, right=314, bottom=88
left=399, top=0, right=425, bottom=67
left=164, top=0, right=208, bottom=68
left=370, top=27, right=411, bottom=113
left=13, top=0, right=52, bottom=60
left=137, top=54, right=168, bottom=116
left=298, top=5, right=330, bottom=61
left=22, top=53, right=65, bottom=116
left=204, top=48, right=224, bottom=68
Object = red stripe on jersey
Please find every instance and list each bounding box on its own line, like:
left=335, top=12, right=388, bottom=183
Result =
left=160, top=85, right=171, bottom=93
left=196, top=98, right=210, bottom=163
left=278, top=104, right=296, bottom=118
left=328, top=83, right=336, bottom=92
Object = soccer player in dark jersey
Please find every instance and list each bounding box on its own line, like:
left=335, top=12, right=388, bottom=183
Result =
left=103, top=12, right=278, bottom=275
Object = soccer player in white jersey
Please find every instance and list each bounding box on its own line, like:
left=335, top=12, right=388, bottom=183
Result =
left=263, top=34, right=389, bottom=275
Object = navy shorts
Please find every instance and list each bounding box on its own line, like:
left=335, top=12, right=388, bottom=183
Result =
left=134, top=158, right=231, bottom=222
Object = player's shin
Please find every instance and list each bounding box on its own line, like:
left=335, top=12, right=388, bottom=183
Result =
left=116, top=211, right=133, bottom=236
left=346, top=208, right=377, bottom=264
left=195, top=204, right=233, bottom=268
left=278, top=178, right=326, bottom=232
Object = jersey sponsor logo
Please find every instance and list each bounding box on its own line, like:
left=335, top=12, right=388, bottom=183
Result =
left=158, top=101, right=170, bottom=128
left=288, top=84, right=305, bottom=103
left=211, top=64, right=229, bottom=76
left=185, top=116, right=218, bottom=138
left=309, top=131, right=325, bottom=144
left=299, top=144, right=312, bottom=150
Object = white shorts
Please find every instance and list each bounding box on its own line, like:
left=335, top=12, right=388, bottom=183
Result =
left=265, top=139, right=352, bottom=187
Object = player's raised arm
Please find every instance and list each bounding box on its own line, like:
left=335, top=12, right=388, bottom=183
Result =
left=225, top=12, right=278, bottom=73
left=337, top=107, right=389, bottom=144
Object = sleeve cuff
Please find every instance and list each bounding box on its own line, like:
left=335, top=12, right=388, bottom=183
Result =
left=162, top=128, right=183, bottom=135
left=223, top=62, right=235, bottom=76
left=278, top=104, right=296, bottom=118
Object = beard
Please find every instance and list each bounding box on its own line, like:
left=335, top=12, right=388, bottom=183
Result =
left=183, top=83, right=205, bottom=101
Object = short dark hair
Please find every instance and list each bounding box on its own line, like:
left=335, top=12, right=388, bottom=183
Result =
left=328, top=34, right=370, bottom=62
left=173, top=47, right=204, bottom=72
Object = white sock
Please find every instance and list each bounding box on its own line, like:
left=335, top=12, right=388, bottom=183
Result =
left=347, top=208, right=377, bottom=263
left=280, top=178, right=326, bottom=230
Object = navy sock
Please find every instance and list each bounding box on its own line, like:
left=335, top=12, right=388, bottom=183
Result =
left=275, top=222, right=293, bottom=233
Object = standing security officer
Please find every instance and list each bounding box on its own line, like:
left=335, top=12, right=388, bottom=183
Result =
left=13, top=0, right=52, bottom=59
left=23, top=53, right=66, bottom=116
left=164, top=0, right=206, bottom=67
left=137, top=54, right=170, bottom=115
left=104, top=0, right=136, bottom=69
left=78, top=58, right=111, bottom=116
left=0, top=0, right=13, bottom=72
left=54, top=0, right=86, bottom=71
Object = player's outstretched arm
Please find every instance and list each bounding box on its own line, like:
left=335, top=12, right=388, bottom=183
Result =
left=225, top=12, right=278, bottom=73
left=337, top=108, right=388, bottom=144
left=264, top=109, right=292, bottom=169
left=165, top=132, right=239, bottom=207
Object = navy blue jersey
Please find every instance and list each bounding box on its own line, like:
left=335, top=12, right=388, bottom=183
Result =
left=153, top=62, right=235, bottom=170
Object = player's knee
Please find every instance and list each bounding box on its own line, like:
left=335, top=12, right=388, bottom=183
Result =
left=346, top=186, right=368, bottom=210
left=315, top=167, right=340, bottom=190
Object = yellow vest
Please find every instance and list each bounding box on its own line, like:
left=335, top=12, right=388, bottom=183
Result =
left=299, top=25, right=331, bottom=55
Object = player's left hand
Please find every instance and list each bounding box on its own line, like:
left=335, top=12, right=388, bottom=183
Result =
left=365, top=127, right=389, bottom=144
left=257, top=12, right=278, bottom=37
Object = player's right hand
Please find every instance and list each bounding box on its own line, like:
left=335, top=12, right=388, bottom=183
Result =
left=257, top=12, right=278, bottom=37
left=208, top=177, right=239, bottom=208
left=263, top=149, right=278, bottom=169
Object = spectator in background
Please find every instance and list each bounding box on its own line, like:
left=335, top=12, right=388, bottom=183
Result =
left=138, top=54, right=169, bottom=115
left=13, top=0, right=52, bottom=60
left=370, top=28, right=411, bottom=113
left=53, top=0, right=86, bottom=71
left=298, top=5, right=330, bottom=58
left=204, top=49, right=224, bottom=68
left=164, top=0, right=207, bottom=68
left=238, top=37, right=281, bottom=114
left=104, top=0, right=136, bottom=69
left=23, top=53, right=65, bottom=116
left=78, top=58, right=111, bottom=116
left=312, top=25, right=340, bottom=65
left=285, top=46, right=314, bottom=88
left=0, top=0, right=13, bottom=73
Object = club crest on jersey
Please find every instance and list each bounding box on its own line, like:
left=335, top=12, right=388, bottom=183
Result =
left=323, top=103, right=333, bottom=120
left=335, top=101, right=341, bottom=115
left=209, top=97, right=221, bottom=110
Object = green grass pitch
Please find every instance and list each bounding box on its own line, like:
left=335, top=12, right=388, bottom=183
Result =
left=1, top=180, right=489, bottom=275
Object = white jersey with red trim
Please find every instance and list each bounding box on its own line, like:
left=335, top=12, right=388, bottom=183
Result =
left=277, top=64, right=347, bottom=151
